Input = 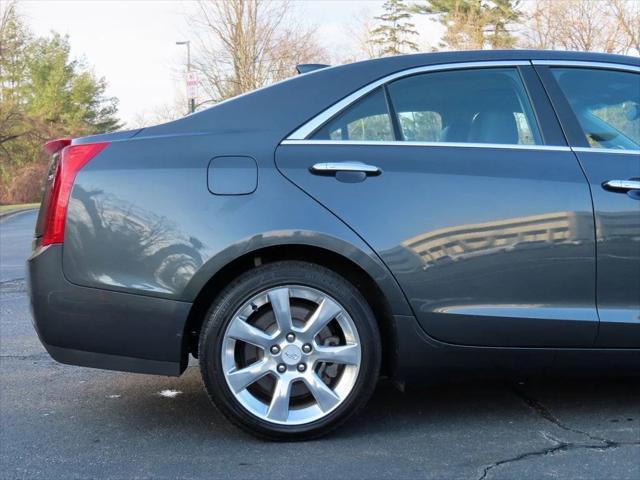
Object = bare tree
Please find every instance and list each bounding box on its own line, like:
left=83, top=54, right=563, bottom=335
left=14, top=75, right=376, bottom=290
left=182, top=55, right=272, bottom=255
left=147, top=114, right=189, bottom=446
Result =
left=188, top=0, right=328, bottom=103
left=128, top=92, right=187, bottom=128
left=523, top=0, right=639, bottom=54
left=342, top=9, right=387, bottom=62
left=609, top=0, right=640, bottom=53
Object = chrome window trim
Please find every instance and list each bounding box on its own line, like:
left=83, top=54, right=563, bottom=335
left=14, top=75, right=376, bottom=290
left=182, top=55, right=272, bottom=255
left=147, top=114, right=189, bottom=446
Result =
left=573, top=147, right=640, bottom=156
left=531, top=60, right=640, bottom=73
left=280, top=140, right=640, bottom=155
left=284, top=59, right=639, bottom=154
left=286, top=60, right=530, bottom=140
left=281, top=139, right=572, bottom=152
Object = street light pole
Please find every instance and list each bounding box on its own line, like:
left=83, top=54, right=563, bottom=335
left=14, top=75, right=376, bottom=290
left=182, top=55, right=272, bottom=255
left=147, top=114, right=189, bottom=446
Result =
left=176, top=40, right=195, bottom=114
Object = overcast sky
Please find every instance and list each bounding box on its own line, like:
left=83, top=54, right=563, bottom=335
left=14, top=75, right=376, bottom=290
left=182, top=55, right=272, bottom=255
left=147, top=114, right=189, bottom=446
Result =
left=20, top=0, right=439, bottom=126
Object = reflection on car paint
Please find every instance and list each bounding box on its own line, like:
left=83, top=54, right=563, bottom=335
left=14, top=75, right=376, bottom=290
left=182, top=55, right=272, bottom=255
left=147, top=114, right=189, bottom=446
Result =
left=66, top=186, right=205, bottom=294
left=401, top=211, right=593, bottom=269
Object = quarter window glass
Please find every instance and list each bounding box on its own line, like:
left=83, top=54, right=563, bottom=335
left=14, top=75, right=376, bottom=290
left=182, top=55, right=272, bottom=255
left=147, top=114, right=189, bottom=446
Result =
left=312, top=87, right=394, bottom=141
left=387, top=68, right=542, bottom=145
left=551, top=68, right=640, bottom=150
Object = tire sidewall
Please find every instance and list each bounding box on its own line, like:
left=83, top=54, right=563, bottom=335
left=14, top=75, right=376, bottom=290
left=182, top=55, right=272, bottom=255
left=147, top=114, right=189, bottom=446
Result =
left=199, top=261, right=381, bottom=440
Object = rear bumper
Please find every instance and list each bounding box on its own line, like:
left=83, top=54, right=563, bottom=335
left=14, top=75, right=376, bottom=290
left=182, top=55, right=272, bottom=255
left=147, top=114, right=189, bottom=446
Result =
left=27, top=244, right=191, bottom=376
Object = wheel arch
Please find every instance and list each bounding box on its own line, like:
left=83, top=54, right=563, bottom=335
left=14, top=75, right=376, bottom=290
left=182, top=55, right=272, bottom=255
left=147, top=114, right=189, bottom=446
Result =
left=182, top=238, right=409, bottom=378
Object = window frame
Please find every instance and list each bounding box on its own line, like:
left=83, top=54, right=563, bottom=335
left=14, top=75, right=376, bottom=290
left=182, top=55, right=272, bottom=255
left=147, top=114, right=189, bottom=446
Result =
left=312, top=86, right=396, bottom=142
left=531, top=61, right=640, bottom=154
left=285, top=59, right=640, bottom=153
left=287, top=60, right=550, bottom=148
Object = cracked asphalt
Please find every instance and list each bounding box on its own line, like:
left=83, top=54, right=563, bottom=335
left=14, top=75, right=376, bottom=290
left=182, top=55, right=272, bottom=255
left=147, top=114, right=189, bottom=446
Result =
left=1, top=210, right=639, bottom=479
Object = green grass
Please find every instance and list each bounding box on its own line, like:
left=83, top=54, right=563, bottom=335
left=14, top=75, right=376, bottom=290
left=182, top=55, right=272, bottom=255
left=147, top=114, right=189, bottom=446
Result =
left=0, top=202, right=40, bottom=215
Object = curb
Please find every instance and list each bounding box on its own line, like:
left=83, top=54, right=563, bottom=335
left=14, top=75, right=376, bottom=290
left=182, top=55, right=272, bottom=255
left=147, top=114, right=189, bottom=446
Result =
left=0, top=207, right=39, bottom=222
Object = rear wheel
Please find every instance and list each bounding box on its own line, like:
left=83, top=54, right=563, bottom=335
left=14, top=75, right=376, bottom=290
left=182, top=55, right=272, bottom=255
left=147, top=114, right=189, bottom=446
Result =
left=198, top=261, right=381, bottom=440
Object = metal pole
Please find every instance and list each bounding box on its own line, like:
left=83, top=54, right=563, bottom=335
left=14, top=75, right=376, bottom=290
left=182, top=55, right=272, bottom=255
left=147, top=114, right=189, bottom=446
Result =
left=176, top=41, right=194, bottom=115
left=187, top=42, right=195, bottom=114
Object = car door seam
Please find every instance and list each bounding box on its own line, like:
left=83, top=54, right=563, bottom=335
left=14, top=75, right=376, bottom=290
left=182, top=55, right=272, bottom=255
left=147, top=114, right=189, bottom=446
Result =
left=272, top=147, right=418, bottom=319
left=531, top=62, right=602, bottom=347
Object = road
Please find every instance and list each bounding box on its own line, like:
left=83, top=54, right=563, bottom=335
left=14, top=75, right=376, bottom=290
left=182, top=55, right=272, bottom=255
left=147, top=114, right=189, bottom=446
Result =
left=1, top=209, right=638, bottom=479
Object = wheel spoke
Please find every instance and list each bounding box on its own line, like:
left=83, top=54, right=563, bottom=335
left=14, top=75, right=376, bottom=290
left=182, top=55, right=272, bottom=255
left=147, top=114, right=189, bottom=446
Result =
left=222, top=285, right=361, bottom=425
left=314, top=343, right=360, bottom=365
left=303, top=373, right=341, bottom=413
left=226, top=359, right=270, bottom=393
left=302, top=297, right=342, bottom=337
left=266, top=377, right=292, bottom=422
left=227, top=317, right=272, bottom=349
left=268, top=288, right=293, bottom=334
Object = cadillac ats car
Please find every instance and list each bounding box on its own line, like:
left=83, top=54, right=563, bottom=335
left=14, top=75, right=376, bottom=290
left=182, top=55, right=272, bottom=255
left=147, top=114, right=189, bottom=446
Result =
left=28, top=50, right=640, bottom=440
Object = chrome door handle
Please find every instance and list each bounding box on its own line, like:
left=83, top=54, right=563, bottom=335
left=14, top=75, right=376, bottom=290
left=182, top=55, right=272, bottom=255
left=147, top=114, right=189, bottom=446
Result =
left=310, top=162, right=381, bottom=175
left=602, top=179, right=640, bottom=192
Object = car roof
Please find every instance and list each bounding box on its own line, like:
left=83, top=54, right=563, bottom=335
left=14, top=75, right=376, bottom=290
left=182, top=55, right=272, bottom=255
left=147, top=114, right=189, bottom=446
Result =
left=336, top=49, right=639, bottom=72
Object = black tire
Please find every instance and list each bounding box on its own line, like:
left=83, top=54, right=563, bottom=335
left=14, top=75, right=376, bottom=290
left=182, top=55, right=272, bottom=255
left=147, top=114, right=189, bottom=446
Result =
left=198, top=260, right=381, bottom=440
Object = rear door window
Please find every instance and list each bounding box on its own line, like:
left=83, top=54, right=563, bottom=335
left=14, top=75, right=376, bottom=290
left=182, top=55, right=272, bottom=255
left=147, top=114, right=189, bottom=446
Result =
left=386, top=68, right=542, bottom=145
left=550, top=68, right=640, bottom=150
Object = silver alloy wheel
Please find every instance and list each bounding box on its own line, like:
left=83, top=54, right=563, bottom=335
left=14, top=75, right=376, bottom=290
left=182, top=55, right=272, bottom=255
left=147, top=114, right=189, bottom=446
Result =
left=221, top=285, right=361, bottom=425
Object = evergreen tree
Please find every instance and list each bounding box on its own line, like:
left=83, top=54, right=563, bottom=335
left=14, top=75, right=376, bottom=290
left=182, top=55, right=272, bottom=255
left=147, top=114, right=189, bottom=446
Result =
left=415, top=0, right=522, bottom=50
left=25, top=33, right=120, bottom=134
left=0, top=2, right=121, bottom=203
left=370, top=0, right=419, bottom=56
left=0, top=2, right=31, bottom=144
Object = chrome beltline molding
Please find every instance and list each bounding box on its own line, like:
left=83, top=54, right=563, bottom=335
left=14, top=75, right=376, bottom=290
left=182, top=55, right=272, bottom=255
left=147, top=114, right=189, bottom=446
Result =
left=281, top=140, right=640, bottom=155
left=281, top=139, right=572, bottom=152
left=573, top=147, right=640, bottom=155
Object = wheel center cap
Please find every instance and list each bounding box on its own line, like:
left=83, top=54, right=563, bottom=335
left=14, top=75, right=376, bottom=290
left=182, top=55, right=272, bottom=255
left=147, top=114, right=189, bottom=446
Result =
left=281, top=345, right=302, bottom=366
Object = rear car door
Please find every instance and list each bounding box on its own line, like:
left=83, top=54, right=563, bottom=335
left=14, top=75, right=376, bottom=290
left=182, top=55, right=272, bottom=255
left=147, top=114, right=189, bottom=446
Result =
left=276, top=61, right=599, bottom=347
left=535, top=61, right=640, bottom=347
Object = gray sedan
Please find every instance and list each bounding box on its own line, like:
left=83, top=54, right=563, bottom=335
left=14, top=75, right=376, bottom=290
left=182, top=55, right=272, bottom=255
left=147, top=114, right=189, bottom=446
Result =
left=28, top=49, right=640, bottom=440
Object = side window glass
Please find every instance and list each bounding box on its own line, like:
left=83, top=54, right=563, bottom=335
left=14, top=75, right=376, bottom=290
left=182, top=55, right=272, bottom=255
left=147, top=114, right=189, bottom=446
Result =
left=551, top=68, right=640, bottom=150
left=387, top=68, right=542, bottom=145
left=312, top=87, right=394, bottom=141
left=397, top=111, right=442, bottom=142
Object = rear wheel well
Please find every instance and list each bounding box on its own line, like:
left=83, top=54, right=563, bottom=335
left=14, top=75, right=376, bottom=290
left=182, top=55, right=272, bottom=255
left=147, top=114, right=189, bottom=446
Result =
left=183, top=245, right=396, bottom=376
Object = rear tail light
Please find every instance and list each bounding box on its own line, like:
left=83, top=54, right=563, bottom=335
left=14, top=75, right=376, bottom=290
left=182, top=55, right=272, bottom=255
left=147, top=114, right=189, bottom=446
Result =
left=41, top=140, right=110, bottom=245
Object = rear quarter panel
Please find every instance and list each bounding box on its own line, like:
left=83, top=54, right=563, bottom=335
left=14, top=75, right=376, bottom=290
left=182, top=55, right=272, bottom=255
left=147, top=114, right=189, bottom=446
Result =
left=62, top=131, right=412, bottom=316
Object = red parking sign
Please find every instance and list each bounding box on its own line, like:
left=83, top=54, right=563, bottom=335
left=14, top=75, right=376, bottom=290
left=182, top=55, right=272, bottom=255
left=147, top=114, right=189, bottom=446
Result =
left=186, top=71, right=197, bottom=99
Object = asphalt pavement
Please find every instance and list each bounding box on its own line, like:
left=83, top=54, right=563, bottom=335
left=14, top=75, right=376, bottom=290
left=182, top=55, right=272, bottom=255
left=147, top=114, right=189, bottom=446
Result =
left=1, top=209, right=638, bottom=479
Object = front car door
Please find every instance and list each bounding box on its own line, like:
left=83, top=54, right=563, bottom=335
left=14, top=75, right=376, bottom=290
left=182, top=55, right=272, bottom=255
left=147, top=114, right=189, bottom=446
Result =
left=535, top=60, right=640, bottom=347
left=276, top=60, right=599, bottom=347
